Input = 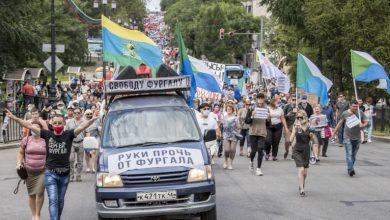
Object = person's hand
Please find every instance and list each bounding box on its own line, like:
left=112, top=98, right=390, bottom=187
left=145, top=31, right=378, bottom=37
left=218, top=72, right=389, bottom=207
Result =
left=16, top=162, right=22, bottom=170
left=359, top=123, right=365, bottom=128
left=5, top=109, right=16, bottom=120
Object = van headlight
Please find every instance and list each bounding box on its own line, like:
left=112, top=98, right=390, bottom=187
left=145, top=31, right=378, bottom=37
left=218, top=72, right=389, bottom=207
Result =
left=187, top=165, right=213, bottom=182
left=97, top=173, right=123, bottom=187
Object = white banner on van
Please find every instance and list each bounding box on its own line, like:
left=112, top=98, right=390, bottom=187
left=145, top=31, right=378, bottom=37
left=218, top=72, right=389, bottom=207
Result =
left=107, top=147, right=204, bottom=174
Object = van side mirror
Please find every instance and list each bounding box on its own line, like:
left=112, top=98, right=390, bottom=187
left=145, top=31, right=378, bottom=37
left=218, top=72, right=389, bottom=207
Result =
left=204, top=129, right=217, bottom=142
left=83, top=137, right=99, bottom=150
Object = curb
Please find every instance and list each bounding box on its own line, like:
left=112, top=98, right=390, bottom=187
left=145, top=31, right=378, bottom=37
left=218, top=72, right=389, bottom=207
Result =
left=0, top=142, right=19, bottom=150
left=372, top=136, right=390, bottom=143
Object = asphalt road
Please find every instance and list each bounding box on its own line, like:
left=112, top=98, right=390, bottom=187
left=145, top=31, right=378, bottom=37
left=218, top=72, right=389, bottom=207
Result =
left=1, top=141, right=389, bottom=220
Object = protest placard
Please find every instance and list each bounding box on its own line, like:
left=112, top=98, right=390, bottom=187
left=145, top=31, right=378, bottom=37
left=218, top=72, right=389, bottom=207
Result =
left=254, top=107, right=268, bottom=119
left=107, top=147, right=204, bottom=174
left=309, top=115, right=328, bottom=128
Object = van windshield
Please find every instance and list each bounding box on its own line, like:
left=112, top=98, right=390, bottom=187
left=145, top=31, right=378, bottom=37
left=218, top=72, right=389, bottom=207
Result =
left=102, top=107, right=201, bottom=148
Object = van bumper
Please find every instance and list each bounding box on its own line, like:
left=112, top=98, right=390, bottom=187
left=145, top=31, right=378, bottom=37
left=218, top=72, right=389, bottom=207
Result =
left=96, top=181, right=216, bottom=218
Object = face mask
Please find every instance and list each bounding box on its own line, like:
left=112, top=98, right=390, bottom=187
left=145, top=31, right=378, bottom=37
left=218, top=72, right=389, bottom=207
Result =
left=31, top=131, right=39, bottom=137
left=202, top=110, right=210, bottom=117
left=53, top=125, right=64, bottom=134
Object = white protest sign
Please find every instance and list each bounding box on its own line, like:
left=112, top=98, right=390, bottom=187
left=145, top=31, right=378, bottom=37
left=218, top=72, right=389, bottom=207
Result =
left=254, top=107, right=268, bottom=119
left=104, top=76, right=190, bottom=94
left=346, top=114, right=360, bottom=128
left=203, top=60, right=225, bottom=82
left=309, top=115, right=328, bottom=128
left=108, top=147, right=205, bottom=174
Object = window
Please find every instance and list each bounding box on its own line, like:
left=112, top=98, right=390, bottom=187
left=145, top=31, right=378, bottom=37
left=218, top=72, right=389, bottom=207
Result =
left=103, top=107, right=200, bottom=148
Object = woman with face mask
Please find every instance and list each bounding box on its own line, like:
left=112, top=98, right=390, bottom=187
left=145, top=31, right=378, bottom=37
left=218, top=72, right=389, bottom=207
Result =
left=16, top=122, right=46, bottom=220
left=290, top=110, right=314, bottom=197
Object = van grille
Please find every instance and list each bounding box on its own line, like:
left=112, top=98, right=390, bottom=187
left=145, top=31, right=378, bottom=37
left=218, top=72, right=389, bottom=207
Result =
left=120, top=170, right=188, bottom=186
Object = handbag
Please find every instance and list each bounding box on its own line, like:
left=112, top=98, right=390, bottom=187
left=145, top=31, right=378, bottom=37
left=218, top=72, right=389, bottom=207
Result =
left=322, top=126, right=332, bottom=139
left=14, top=137, right=29, bottom=194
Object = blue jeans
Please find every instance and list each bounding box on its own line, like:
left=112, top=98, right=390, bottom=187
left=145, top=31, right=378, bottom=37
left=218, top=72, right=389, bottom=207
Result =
left=45, top=169, right=70, bottom=220
left=343, top=138, right=360, bottom=171
left=338, top=126, right=344, bottom=145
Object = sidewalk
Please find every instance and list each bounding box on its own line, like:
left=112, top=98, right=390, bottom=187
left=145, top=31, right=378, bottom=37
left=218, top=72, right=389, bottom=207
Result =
left=0, top=141, right=20, bottom=150
left=373, top=135, right=390, bottom=143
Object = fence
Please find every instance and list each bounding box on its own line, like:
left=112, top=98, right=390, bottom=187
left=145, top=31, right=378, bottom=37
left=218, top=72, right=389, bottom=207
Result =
left=1, top=112, right=25, bottom=144
left=373, top=105, right=390, bottom=134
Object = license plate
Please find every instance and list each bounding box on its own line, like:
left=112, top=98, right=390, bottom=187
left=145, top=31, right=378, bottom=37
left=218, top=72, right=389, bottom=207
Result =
left=136, top=191, right=177, bottom=202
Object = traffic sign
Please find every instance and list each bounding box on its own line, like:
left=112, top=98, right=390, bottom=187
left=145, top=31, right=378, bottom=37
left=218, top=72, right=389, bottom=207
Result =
left=44, top=56, right=64, bottom=73
left=42, top=44, right=65, bottom=53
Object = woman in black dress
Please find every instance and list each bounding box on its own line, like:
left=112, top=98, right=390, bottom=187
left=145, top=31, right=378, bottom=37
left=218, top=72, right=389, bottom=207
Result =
left=290, top=110, right=314, bottom=197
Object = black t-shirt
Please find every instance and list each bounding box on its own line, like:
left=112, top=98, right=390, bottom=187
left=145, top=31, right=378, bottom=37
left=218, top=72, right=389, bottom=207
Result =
left=40, top=110, right=50, bottom=120
left=40, top=129, right=76, bottom=170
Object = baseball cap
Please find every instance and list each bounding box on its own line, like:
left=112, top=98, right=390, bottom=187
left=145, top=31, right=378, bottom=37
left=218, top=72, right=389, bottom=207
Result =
left=301, top=95, right=308, bottom=100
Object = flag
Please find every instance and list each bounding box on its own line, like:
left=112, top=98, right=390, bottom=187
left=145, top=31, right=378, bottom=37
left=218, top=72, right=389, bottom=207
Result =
left=257, top=50, right=290, bottom=93
left=102, top=16, right=162, bottom=75
left=297, top=53, right=333, bottom=106
left=258, top=50, right=276, bottom=78
left=176, top=23, right=196, bottom=107
left=188, top=56, right=222, bottom=94
left=351, top=50, right=390, bottom=94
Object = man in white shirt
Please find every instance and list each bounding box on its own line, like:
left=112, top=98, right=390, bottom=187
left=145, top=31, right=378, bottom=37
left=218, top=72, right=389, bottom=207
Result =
left=196, top=103, right=220, bottom=164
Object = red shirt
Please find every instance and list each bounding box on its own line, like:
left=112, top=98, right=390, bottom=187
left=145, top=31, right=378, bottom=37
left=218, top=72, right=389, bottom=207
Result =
left=22, top=84, right=34, bottom=96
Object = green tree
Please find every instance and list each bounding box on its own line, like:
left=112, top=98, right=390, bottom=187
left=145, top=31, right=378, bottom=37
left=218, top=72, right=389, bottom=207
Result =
left=261, top=0, right=390, bottom=99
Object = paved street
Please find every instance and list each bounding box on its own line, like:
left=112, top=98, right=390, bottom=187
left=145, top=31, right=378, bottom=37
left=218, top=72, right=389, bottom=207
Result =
left=1, top=141, right=389, bottom=220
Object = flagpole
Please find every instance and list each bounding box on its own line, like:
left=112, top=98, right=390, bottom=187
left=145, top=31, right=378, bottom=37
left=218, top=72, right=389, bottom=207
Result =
left=352, top=78, right=361, bottom=120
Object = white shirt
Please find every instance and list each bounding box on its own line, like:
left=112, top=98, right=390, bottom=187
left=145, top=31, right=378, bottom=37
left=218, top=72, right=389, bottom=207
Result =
left=197, top=115, right=218, bottom=136
left=269, top=107, right=284, bottom=125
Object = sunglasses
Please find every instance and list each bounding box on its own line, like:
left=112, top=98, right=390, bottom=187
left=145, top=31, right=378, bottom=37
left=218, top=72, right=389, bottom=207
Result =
left=86, top=113, right=92, bottom=116
left=297, top=117, right=304, bottom=120
left=203, top=108, right=210, bottom=110
left=246, top=104, right=251, bottom=106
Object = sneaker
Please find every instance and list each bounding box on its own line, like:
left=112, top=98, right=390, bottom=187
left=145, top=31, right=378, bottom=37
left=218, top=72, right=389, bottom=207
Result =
left=299, top=191, right=306, bottom=197
left=86, top=168, right=91, bottom=173
left=255, top=168, right=263, bottom=176
left=322, top=154, right=328, bottom=157
left=348, top=170, right=356, bottom=177
left=70, top=176, right=75, bottom=182
left=272, top=157, right=278, bottom=161
left=330, top=139, right=335, bottom=144
left=76, top=175, right=82, bottom=182
left=367, top=139, right=372, bottom=143
left=362, top=140, right=367, bottom=144
left=249, top=161, right=254, bottom=170
left=211, top=159, right=215, bottom=165
left=265, top=154, right=270, bottom=161
left=339, top=144, right=343, bottom=148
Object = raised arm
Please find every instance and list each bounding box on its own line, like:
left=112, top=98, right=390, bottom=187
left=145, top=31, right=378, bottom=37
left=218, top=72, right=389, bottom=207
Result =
left=6, top=110, right=41, bottom=135
left=74, top=116, right=99, bottom=136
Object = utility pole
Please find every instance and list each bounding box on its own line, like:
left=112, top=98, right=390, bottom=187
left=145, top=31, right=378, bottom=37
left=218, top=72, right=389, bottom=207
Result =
left=49, top=0, right=57, bottom=104
left=260, top=17, right=264, bottom=50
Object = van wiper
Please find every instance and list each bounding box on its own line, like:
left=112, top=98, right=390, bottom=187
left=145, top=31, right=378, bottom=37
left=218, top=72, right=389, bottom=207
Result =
left=140, top=142, right=169, bottom=146
left=171, top=139, right=199, bottom=143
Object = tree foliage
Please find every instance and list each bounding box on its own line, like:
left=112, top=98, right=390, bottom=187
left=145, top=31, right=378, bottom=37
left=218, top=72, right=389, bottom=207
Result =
left=164, top=0, right=259, bottom=64
left=0, top=0, right=148, bottom=78
left=262, top=0, right=390, bottom=99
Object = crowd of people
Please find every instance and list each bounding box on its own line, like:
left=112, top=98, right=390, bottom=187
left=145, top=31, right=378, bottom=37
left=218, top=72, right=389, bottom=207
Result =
left=6, top=76, right=377, bottom=219
left=195, top=84, right=374, bottom=197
